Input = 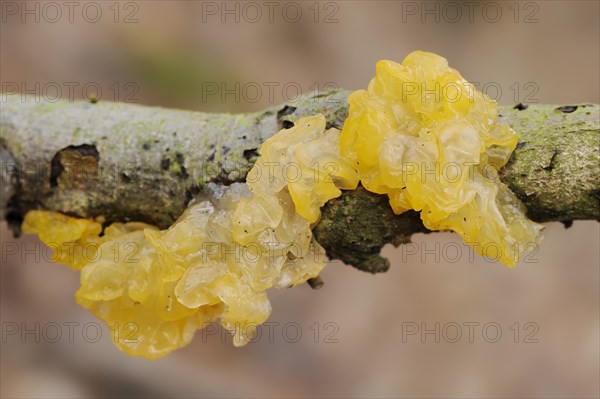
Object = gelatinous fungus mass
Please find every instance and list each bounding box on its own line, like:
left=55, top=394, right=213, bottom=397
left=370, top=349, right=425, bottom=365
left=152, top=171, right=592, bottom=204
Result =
left=22, top=115, right=358, bottom=359
left=340, top=50, right=543, bottom=266
left=21, top=51, right=544, bottom=359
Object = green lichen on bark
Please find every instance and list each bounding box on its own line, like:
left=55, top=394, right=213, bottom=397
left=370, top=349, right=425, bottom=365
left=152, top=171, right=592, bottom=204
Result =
left=1, top=91, right=598, bottom=272
left=497, top=104, right=600, bottom=222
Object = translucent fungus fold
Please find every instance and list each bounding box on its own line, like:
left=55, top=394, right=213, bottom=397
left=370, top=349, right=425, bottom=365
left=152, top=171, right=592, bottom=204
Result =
left=340, top=50, right=543, bottom=266
left=21, top=115, right=357, bottom=358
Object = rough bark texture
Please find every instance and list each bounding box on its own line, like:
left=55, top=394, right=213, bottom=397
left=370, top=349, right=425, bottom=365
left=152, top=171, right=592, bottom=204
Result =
left=1, top=91, right=598, bottom=272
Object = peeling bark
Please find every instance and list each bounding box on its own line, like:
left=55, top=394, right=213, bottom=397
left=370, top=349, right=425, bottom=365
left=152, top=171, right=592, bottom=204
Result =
left=1, top=91, right=598, bottom=272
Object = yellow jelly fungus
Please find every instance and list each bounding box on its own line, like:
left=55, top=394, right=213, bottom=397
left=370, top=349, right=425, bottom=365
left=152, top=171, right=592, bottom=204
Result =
left=21, top=210, right=103, bottom=270
left=340, top=50, right=543, bottom=266
left=20, top=52, right=545, bottom=358
left=21, top=115, right=357, bottom=359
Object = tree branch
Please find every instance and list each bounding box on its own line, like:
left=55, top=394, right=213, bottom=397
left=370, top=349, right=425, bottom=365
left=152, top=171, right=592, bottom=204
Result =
left=1, top=91, right=598, bottom=272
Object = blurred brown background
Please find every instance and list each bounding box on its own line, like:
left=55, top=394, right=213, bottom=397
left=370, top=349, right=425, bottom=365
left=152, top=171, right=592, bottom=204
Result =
left=1, top=1, right=599, bottom=398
